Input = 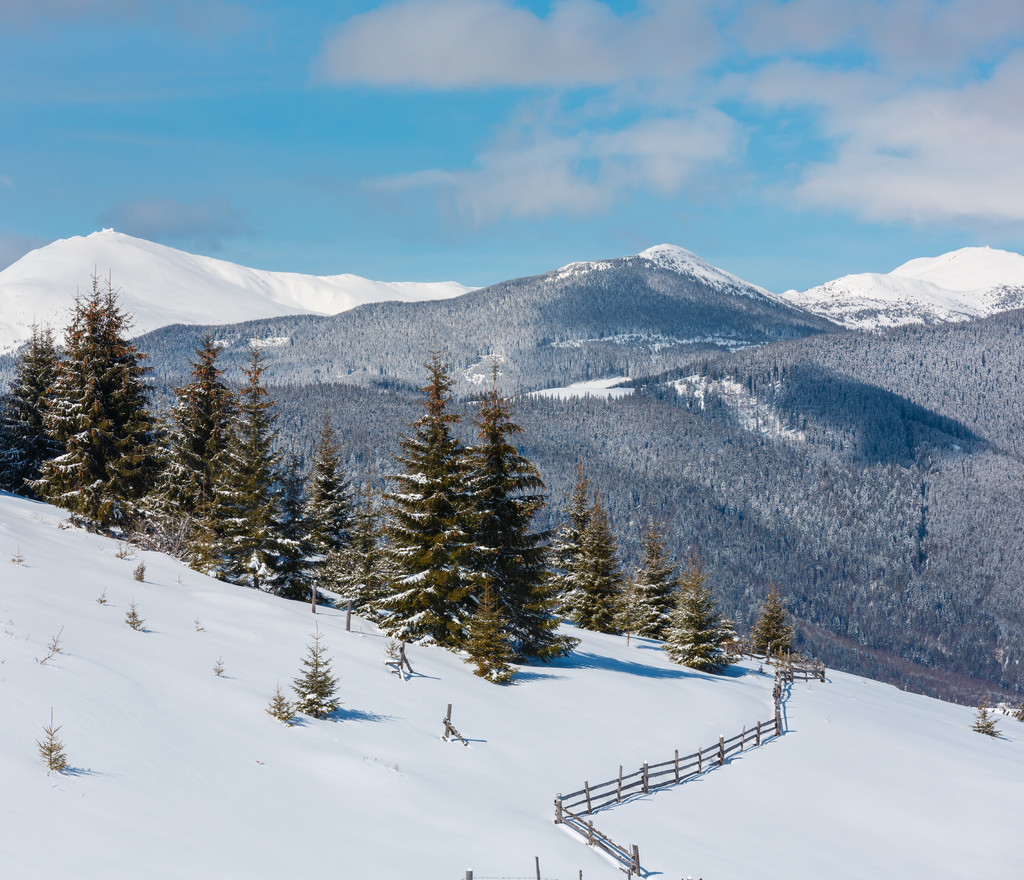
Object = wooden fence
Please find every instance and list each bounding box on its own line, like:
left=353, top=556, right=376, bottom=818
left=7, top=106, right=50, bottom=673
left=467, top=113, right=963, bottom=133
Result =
left=553, top=656, right=826, bottom=876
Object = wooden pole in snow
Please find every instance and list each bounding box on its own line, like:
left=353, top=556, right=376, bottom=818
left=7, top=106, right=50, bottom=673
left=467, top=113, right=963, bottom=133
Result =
left=345, top=601, right=352, bottom=631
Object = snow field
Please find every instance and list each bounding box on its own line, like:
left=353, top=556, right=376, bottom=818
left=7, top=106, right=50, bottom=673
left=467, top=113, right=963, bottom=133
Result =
left=1, top=492, right=1022, bottom=879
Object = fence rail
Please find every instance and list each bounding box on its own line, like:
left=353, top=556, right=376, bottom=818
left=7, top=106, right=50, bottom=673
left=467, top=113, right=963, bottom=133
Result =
left=553, top=657, right=825, bottom=876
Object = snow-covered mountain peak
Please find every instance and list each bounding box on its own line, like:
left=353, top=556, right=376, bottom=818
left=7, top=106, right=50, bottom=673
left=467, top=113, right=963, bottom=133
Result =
left=0, top=231, right=472, bottom=355
left=779, top=246, right=1024, bottom=331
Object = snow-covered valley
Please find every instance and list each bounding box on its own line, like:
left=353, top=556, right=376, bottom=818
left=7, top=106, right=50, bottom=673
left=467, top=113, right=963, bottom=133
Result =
left=2, top=491, right=1021, bottom=879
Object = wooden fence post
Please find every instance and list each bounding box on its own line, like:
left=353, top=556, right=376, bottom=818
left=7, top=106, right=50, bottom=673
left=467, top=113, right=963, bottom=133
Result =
left=443, top=703, right=453, bottom=741
left=741, top=725, right=745, bottom=752
left=587, top=821, right=596, bottom=845
left=584, top=781, right=593, bottom=815
left=642, top=761, right=649, bottom=794
left=616, top=765, right=623, bottom=803
left=673, top=748, right=680, bottom=784
left=631, top=845, right=641, bottom=876
left=697, top=746, right=702, bottom=773
left=465, top=871, right=473, bottom=880
left=535, top=855, right=541, bottom=880
left=718, top=734, right=725, bottom=765
left=756, top=719, right=761, bottom=747
left=345, top=600, right=352, bottom=631
left=775, top=708, right=782, bottom=737
left=555, top=795, right=563, bottom=824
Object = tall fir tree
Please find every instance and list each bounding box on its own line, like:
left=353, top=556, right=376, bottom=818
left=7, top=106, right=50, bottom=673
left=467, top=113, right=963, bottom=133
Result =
left=379, top=352, right=475, bottom=649
left=750, top=583, right=796, bottom=656
left=622, top=514, right=678, bottom=639
left=568, top=493, right=623, bottom=633
left=664, top=552, right=736, bottom=673
left=0, top=325, right=61, bottom=496
left=213, top=343, right=283, bottom=590
left=32, top=277, right=157, bottom=528
left=268, top=452, right=315, bottom=601
left=305, top=407, right=352, bottom=591
left=464, top=369, right=573, bottom=661
left=549, top=461, right=593, bottom=613
left=150, top=333, right=234, bottom=533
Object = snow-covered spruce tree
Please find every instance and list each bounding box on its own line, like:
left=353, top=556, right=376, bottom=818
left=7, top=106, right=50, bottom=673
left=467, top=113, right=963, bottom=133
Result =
left=266, top=683, right=295, bottom=725
left=568, top=494, right=623, bottom=634
left=465, top=579, right=516, bottom=683
left=292, top=624, right=340, bottom=719
left=305, top=407, right=352, bottom=593
left=664, top=552, right=736, bottom=673
left=32, top=278, right=157, bottom=528
left=972, top=699, right=1000, bottom=737
left=335, top=476, right=387, bottom=615
left=464, top=371, right=574, bottom=661
left=750, top=583, right=796, bottom=656
left=379, top=352, right=476, bottom=649
left=0, top=325, right=61, bottom=496
left=212, top=343, right=284, bottom=590
left=549, top=461, right=593, bottom=612
left=268, top=452, right=315, bottom=602
left=620, top=514, right=677, bottom=639
left=148, top=333, right=234, bottom=550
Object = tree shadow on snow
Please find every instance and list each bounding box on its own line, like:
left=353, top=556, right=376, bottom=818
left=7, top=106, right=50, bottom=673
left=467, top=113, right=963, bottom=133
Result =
left=548, top=651, right=691, bottom=680
left=330, top=707, right=393, bottom=723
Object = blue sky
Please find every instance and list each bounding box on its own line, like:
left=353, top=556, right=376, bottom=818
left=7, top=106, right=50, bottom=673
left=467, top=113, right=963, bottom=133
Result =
left=3, top=0, right=1024, bottom=292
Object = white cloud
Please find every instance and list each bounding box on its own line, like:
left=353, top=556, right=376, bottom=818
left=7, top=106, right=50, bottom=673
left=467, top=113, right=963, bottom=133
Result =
left=317, top=0, right=718, bottom=88
left=374, top=109, right=739, bottom=226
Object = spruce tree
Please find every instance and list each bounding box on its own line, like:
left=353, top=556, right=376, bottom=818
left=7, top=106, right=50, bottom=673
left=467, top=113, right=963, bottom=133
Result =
left=568, top=494, right=623, bottom=633
left=664, top=552, right=736, bottom=673
left=292, top=625, right=340, bottom=719
left=33, top=277, right=157, bottom=528
left=36, top=709, right=69, bottom=772
left=750, top=583, right=796, bottom=656
left=268, top=452, right=315, bottom=602
left=465, top=579, right=516, bottom=683
left=305, top=407, right=352, bottom=591
left=379, top=352, right=475, bottom=649
left=0, top=325, right=60, bottom=496
left=149, top=333, right=234, bottom=540
left=464, top=371, right=573, bottom=661
left=624, top=515, right=678, bottom=639
left=972, top=699, right=1000, bottom=737
left=549, top=461, right=593, bottom=612
left=213, top=343, right=283, bottom=590
left=335, top=476, right=386, bottom=614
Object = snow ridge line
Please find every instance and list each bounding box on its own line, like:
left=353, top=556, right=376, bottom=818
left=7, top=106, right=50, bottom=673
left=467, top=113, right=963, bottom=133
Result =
left=553, top=657, right=826, bottom=876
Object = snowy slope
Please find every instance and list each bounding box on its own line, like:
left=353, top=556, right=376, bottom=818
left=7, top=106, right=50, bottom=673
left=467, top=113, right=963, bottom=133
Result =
left=0, top=230, right=472, bottom=354
left=780, top=246, right=1024, bottom=330
left=2, top=492, right=1021, bottom=879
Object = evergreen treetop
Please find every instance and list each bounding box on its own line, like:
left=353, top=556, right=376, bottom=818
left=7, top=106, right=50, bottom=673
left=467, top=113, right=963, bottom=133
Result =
left=292, top=625, right=340, bottom=719
left=567, top=493, right=623, bottom=634
left=465, top=578, right=516, bottom=684
left=627, top=514, right=678, bottom=640
left=664, top=552, right=736, bottom=674
left=305, top=406, right=353, bottom=575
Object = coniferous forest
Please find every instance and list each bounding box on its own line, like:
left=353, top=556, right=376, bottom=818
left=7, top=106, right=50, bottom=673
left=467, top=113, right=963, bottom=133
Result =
left=2, top=272, right=1023, bottom=703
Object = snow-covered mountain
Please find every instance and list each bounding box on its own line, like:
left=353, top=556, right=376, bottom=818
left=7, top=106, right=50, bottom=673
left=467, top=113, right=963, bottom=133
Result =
left=2, top=490, right=1021, bottom=879
left=0, top=230, right=472, bottom=355
left=779, top=246, right=1024, bottom=331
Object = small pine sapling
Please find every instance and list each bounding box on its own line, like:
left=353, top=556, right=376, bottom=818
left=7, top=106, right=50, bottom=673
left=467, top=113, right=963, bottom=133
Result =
left=194, top=617, right=205, bottom=632
left=266, top=683, right=295, bottom=725
left=115, top=542, right=132, bottom=559
left=11, top=546, right=25, bottom=565
left=36, top=709, right=69, bottom=772
left=464, top=581, right=516, bottom=684
left=36, top=626, right=64, bottom=665
left=133, top=561, right=146, bottom=582
left=96, top=590, right=108, bottom=605
left=213, top=656, right=225, bottom=677
left=125, top=602, right=145, bottom=631
left=973, top=699, right=1000, bottom=737
left=292, top=624, right=340, bottom=719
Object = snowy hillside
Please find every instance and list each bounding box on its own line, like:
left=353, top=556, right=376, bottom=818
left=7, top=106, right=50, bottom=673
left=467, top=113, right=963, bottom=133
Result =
left=780, top=246, right=1024, bottom=330
left=0, top=230, right=471, bottom=354
left=2, top=491, right=1021, bottom=879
